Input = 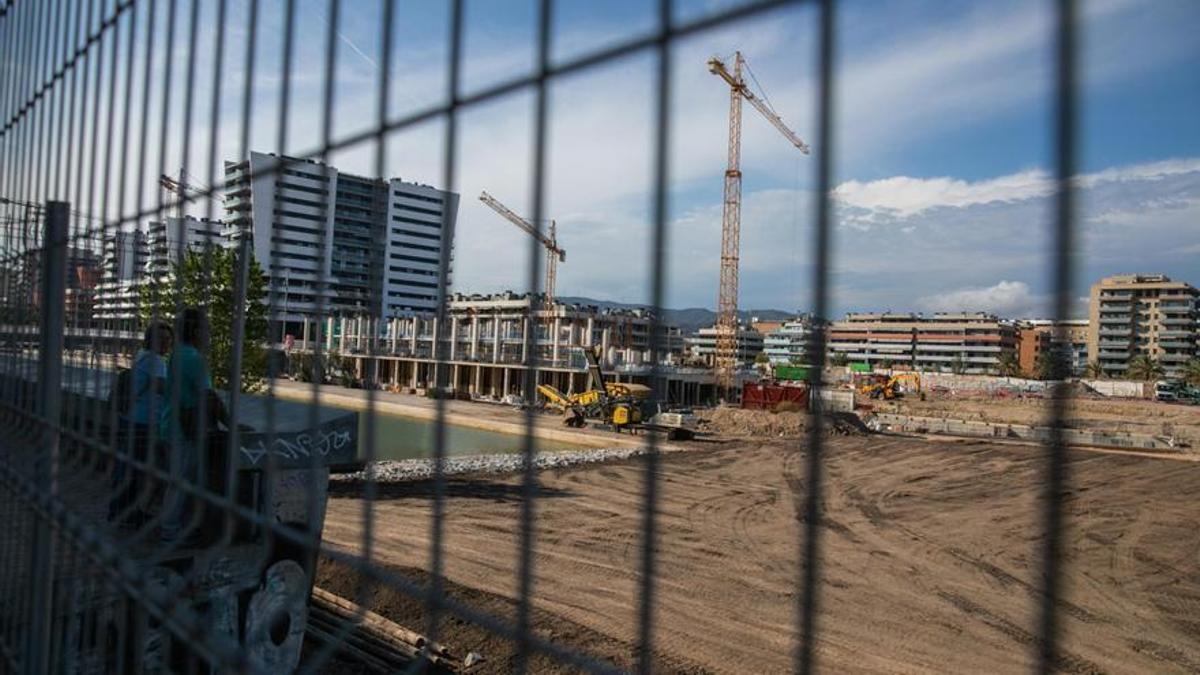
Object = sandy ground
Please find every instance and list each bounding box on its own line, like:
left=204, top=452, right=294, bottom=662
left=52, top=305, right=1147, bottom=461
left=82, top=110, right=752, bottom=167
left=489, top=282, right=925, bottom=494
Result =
left=882, top=395, right=1200, bottom=447
left=318, top=436, right=1200, bottom=674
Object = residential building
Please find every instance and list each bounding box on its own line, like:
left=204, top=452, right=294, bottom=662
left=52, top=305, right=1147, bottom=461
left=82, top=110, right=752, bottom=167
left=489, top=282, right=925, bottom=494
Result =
left=93, top=218, right=225, bottom=327
left=1021, top=319, right=1089, bottom=376
left=750, top=317, right=785, bottom=335
left=763, top=317, right=815, bottom=365
left=1016, top=327, right=1052, bottom=376
left=223, top=152, right=459, bottom=336
left=145, top=216, right=226, bottom=279
left=64, top=246, right=101, bottom=323
left=1087, top=274, right=1198, bottom=378
left=93, top=229, right=148, bottom=326
left=686, top=325, right=765, bottom=367
left=827, top=312, right=1018, bottom=374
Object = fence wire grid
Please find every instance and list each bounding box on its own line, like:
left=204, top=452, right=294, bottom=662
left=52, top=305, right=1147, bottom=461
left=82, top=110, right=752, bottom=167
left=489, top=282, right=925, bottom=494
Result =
left=0, top=0, right=1081, bottom=673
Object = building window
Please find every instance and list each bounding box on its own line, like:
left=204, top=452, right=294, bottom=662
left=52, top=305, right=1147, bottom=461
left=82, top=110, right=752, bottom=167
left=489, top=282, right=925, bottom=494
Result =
left=393, top=190, right=444, bottom=205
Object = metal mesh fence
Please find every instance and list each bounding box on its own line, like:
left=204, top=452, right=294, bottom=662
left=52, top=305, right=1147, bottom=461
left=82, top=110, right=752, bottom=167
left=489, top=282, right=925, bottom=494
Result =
left=0, top=0, right=1079, bottom=672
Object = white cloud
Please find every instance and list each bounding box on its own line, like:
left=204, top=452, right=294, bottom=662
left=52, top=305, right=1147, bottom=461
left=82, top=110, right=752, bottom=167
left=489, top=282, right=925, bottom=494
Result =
left=666, top=156, right=1200, bottom=315
left=833, top=170, right=1052, bottom=220
left=917, top=281, right=1044, bottom=318
left=831, top=157, right=1200, bottom=229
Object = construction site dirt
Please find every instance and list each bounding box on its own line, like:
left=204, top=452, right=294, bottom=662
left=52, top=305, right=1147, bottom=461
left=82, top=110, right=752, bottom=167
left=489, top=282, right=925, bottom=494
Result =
left=319, top=427, right=1200, bottom=674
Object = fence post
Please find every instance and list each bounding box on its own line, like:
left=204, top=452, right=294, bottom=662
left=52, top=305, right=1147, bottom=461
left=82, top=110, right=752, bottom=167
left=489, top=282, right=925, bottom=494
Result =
left=25, top=201, right=68, bottom=675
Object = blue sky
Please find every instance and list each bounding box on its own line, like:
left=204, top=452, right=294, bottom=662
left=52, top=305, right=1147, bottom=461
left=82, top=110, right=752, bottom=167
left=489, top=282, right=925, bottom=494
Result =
left=71, top=0, right=1200, bottom=318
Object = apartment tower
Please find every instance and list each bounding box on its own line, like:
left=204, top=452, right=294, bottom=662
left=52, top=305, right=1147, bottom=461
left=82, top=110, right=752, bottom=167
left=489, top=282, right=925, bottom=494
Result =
left=223, top=152, right=458, bottom=335
left=1087, top=274, right=1198, bottom=378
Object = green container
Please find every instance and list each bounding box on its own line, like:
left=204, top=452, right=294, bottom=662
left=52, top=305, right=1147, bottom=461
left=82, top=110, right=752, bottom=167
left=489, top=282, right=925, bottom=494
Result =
left=774, top=365, right=809, bottom=381
left=849, top=362, right=872, bottom=373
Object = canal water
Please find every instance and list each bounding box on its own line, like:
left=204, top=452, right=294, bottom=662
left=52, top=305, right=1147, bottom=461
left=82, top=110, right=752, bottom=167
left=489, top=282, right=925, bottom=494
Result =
left=341, top=406, right=589, bottom=461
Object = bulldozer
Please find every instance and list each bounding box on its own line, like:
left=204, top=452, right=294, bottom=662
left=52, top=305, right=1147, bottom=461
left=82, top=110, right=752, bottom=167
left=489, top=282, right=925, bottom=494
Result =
left=536, top=347, right=650, bottom=431
left=857, top=372, right=921, bottom=400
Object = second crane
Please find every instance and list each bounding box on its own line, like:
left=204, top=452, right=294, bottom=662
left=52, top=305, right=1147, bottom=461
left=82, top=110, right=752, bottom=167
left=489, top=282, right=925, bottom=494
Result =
left=479, top=191, right=565, bottom=313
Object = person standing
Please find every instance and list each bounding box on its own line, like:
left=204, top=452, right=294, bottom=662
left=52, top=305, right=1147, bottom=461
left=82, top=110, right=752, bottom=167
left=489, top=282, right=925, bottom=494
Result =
left=159, top=307, right=229, bottom=544
left=108, top=320, right=172, bottom=525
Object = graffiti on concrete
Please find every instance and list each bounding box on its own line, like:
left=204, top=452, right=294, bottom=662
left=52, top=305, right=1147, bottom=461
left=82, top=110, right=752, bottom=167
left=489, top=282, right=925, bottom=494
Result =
left=237, top=414, right=358, bottom=469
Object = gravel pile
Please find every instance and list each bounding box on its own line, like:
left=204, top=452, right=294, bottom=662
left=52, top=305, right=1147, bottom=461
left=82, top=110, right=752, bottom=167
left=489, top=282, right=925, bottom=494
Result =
left=334, top=447, right=647, bottom=483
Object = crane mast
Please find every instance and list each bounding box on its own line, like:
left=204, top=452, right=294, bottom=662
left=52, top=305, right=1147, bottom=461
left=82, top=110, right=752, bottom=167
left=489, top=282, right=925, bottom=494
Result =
left=478, top=191, right=566, bottom=314
left=707, top=51, right=808, bottom=392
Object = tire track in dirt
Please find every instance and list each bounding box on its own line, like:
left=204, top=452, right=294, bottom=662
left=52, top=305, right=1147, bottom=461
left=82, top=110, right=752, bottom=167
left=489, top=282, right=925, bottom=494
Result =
left=935, top=590, right=1105, bottom=674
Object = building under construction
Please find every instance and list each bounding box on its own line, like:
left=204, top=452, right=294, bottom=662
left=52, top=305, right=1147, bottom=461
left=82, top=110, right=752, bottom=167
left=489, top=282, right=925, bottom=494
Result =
left=287, top=292, right=726, bottom=404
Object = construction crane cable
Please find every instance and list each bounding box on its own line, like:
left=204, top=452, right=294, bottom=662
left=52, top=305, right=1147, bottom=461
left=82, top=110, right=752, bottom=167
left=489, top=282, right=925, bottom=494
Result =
left=743, top=60, right=776, bottom=115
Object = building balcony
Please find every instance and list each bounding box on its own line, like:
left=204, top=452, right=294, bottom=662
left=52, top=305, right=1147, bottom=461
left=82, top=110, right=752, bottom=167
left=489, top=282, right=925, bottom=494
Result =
left=1160, top=330, right=1194, bottom=339
left=1160, top=317, right=1195, bottom=326
left=1097, top=328, right=1131, bottom=337
left=1098, top=314, right=1131, bottom=323
left=1160, top=352, right=1193, bottom=362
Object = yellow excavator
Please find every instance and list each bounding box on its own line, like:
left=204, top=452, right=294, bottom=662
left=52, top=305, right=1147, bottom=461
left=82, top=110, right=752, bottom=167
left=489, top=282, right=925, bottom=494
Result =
left=857, top=372, right=921, bottom=400
left=537, top=348, right=650, bottom=430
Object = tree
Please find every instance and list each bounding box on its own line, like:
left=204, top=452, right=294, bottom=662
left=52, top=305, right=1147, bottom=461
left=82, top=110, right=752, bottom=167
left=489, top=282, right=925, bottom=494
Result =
left=1084, top=361, right=1106, bottom=380
left=1034, top=350, right=1069, bottom=380
left=1125, top=354, right=1164, bottom=382
left=1183, top=358, right=1200, bottom=386
left=996, top=350, right=1021, bottom=377
left=829, top=352, right=849, bottom=367
left=140, top=245, right=269, bottom=392
left=950, top=354, right=966, bottom=375
left=754, top=351, right=770, bottom=365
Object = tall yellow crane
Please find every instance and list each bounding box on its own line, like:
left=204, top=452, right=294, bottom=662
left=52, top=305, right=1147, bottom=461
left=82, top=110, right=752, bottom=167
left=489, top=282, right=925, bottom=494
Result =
left=708, top=52, right=808, bottom=391
left=479, top=190, right=565, bottom=312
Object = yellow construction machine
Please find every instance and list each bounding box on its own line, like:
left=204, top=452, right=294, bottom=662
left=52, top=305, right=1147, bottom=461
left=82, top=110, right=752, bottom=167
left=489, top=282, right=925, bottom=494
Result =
left=857, top=372, right=921, bottom=400
left=536, top=348, right=650, bottom=430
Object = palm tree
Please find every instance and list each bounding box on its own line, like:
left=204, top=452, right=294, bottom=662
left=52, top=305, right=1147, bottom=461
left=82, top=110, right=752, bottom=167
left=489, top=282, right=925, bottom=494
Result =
left=1126, top=354, right=1164, bottom=381
left=996, top=350, right=1021, bottom=377
left=1182, top=358, right=1200, bottom=386
left=1084, top=361, right=1105, bottom=380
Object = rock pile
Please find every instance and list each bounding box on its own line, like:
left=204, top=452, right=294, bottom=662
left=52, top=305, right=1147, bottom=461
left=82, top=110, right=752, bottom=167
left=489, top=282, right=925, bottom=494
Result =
left=334, top=447, right=646, bottom=483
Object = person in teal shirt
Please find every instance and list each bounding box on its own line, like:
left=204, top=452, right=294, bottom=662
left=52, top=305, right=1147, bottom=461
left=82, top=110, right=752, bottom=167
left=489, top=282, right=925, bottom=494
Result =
left=161, top=307, right=229, bottom=440
left=160, top=307, right=229, bottom=544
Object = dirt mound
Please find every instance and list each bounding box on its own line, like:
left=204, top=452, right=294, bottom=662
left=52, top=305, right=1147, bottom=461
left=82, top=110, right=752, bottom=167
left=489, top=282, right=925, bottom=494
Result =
left=699, top=406, right=808, bottom=438
left=698, top=407, right=871, bottom=439
left=827, top=411, right=871, bottom=436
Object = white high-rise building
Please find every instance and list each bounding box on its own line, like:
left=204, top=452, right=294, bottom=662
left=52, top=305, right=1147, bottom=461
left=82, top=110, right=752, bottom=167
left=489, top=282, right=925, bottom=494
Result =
left=223, top=152, right=458, bottom=334
left=763, top=318, right=815, bottom=365
left=145, top=216, right=227, bottom=279
left=93, top=217, right=228, bottom=327
left=93, top=229, right=148, bottom=325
